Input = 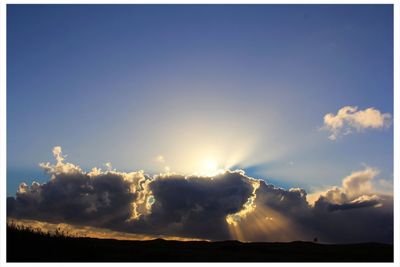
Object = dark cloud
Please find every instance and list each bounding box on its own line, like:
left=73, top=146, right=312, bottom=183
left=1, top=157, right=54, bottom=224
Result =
left=7, top=170, right=255, bottom=241
left=129, top=172, right=256, bottom=240
left=8, top=172, right=138, bottom=229
left=311, top=195, right=393, bottom=243
left=323, top=195, right=382, bottom=212
left=7, top=147, right=393, bottom=243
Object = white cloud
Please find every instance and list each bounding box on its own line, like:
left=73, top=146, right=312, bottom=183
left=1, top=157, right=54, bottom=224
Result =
left=322, top=106, right=391, bottom=140
left=341, top=167, right=379, bottom=198
left=52, top=146, right=65, bottom=162
left=307, top=166, right=387, bottom=209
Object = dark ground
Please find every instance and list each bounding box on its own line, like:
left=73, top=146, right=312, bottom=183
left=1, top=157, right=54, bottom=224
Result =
left=7, top=225, right=393, bottom=262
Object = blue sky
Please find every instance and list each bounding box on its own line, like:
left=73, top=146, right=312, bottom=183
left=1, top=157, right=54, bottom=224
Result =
left=7, top=4, right=393, bottom=195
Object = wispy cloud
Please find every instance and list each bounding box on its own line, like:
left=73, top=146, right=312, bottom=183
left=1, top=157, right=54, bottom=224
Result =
left=322, top=106, right=391, bottom=140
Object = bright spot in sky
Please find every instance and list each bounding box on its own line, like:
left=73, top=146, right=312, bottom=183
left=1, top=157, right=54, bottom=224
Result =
left=201, top=158, right=220, bottom=176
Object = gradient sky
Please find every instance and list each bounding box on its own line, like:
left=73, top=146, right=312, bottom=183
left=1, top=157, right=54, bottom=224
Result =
left=7, top=4, right=393, bottom=195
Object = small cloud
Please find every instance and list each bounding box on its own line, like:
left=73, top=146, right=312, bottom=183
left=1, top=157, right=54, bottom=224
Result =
left=52, top=146, right=65, bottom=163
left=322, top=106, right=391, bottom=140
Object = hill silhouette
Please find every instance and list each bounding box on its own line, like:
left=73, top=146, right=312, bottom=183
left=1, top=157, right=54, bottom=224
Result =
left=7, top=224, right=393, bottom=262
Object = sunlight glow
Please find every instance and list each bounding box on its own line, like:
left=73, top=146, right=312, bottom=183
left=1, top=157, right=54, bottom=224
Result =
left=202, top=158, right=219, bottom=175
left=227, top=205, right=300, bottom=242
left=226, top=179, right=260, bottom=226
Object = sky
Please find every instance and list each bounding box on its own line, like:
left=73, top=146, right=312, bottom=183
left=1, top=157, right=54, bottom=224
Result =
left=6, top=5, right=394, bottom=243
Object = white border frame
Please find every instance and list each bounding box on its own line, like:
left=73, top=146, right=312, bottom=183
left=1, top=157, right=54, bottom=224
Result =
left=0, top=1, right=398, bottom=267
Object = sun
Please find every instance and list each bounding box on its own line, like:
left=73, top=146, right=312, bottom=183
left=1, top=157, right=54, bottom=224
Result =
left=201, top=158, right=219, bottom=176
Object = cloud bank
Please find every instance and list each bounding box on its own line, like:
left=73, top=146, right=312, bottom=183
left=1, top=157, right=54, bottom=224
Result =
left=322, top=106, right=391, bottom=140
left=7, top=147, right=393, bottom=243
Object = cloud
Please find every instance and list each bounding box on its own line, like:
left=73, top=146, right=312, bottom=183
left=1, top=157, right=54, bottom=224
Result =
left=322, top=106, right=391, bottom=140
left=304, top=166, right=393, bottom=243
left=136, top=171, right=258, bottom=240
left=308, top=167, right=385, bottom=209
left=326, top=195, right=382, bottom=212
left=310, top=167, right=379, bottom=205
left=342, top=167, right=378, bottom=197
left=7, top=147, right=393, bottom=243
